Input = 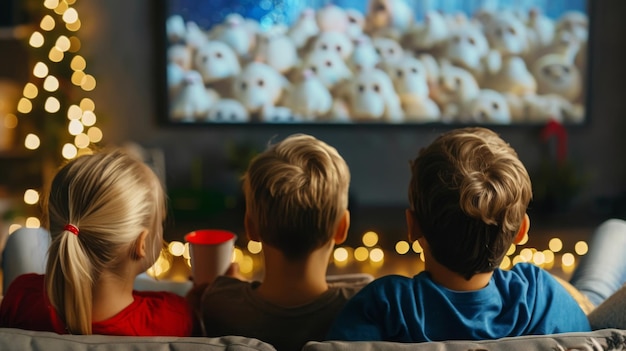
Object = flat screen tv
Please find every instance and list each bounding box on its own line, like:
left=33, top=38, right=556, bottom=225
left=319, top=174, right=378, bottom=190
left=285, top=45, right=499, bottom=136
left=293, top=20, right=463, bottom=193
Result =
left=158, top=0, right=591, bottom=126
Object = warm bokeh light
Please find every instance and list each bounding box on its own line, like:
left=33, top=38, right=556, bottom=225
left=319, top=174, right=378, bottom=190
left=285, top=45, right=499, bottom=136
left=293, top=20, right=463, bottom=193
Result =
left=55, top=35, right=71, bottom=52
left=520, top=248, right=533, bottom=262
left=62, top=143, right=78, bottom=159
left=333, top=247, right=349, bottom=263
left=43, top=75, right=59, bottom=92
left=549, top=238, right=563, bottom=252
left=71, top=55, right=86, bottom=71
left=24, top=133, right=41, bottom=150
left=3, top=114, right=18, bottom=129
left=532, top=251, right=546, bottom=265
left=500, top=256, right=511, bottom=270
left=80, top=98, right=95, bottom=111
left=542, top=250, right=555, bottom=264
left=412, top=240, right=422, bottom=253
left=29, top=31, right=45, bottom=48
left=74, top=133, right=90, bottom=148
left=23, top=83, right=38, bottom=99
left=23, top=189, right=40, bottom=205
left=81, top=110, right=96, bottom=126
left=183, top=243, right=191, bottom=259
left=49, top=46, right=64, bottom=62
left=369, top=248, right=384, bottom=263
left=512, top=255, right=524, bottom=266
left=575, top=241, right=588, bottom=256
left=168, top=241, right=185, bottom=257
left=68, top=36, right=81, bottom=52
left=147, top=253, right=171, bottom=278
left=9, top=224, right=23, bottom=235
left=247, top=240, right=262, bottom=254
left=33, top=62, right=49, bottom=78
left=67, top=104, right=82, bottom=119
left=87, top=127, right=103, bottom=143
left=395, top=241, right=410, bottom=255
left=71, top=70, right=85, bottom=85
left=40, top=15, right=55, bottom=31
left=362, top=231, right=378, bottom=247
left=517, top=233, right=529, bottom=245
left=354, top=247, right=369, bottom=262
left=25, top=217, right=41, bottom=228
left=17, top=98, right=33, bottom=113
left=44, top=97, right=61, bottom=113
left=68, top=119, right=84, bottom=135
left=233, top=247, right=243, bottom=263
left=506, top=243, right=516, bottom=256
left=239, top=255, right=254, bottom=274
left=44, top=0, right=60, bottom=10
left=62, top=8, right=79, bottom=24
left=562, top=253, right=576, bottom=267
left=66, top=19, right=81, bottom=31
left=54, top=1, right=69, bottom=15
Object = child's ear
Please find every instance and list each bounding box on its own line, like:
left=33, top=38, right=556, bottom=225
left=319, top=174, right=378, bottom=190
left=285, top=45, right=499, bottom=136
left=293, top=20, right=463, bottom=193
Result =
left=245, top=212, right=261, bottom=242
left=514, top=214, right=531, bottom=244
left=333, top=210, right=350, bottom=245
left=405, top=209, right=423, bottom=242
left=134, top=230, right=149, bottom=259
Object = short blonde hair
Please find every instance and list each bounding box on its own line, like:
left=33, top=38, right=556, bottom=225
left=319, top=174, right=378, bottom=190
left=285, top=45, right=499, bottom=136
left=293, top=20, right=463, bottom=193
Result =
left=408, top=127, right=532, bottom=279
left=243, top=134, right=350, bottom=260
left=43, top=149, right=166, bottom=334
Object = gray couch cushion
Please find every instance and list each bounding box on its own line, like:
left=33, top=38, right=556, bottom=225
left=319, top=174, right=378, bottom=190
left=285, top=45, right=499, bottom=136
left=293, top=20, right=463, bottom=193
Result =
left=304, top=329, right=626, bottom=351
left=0, top=328, right=277, bottom=351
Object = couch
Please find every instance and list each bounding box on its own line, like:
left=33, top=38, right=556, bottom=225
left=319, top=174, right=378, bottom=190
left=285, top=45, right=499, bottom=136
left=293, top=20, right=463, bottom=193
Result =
left=2, top=327, right=626, bottom=351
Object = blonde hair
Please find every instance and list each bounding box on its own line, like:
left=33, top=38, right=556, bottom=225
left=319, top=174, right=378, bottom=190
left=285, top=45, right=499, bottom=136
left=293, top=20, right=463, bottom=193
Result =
left=408, top=127, right=532, bottom=279
left=43, top=149, right=166, bottom=334
left=243, top=134, right=350, bottom=260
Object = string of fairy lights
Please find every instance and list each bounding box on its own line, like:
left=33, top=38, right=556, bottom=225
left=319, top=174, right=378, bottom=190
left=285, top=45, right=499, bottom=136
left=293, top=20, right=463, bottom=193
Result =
left=8, top=0, right=102, bottom=234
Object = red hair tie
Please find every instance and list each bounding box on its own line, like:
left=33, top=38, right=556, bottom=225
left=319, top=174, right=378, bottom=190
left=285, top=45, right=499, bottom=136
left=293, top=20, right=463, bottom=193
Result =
left=64, top=224, right=79, bottom=236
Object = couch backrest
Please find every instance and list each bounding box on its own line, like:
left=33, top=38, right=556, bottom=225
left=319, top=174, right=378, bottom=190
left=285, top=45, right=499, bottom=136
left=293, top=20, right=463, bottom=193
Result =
left=303, top=328, right=626, bottom=351
left=0, top=328, right=277, bottom=351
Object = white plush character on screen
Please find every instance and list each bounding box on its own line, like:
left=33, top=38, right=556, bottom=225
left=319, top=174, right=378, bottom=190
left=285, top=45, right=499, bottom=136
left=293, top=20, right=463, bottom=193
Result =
left=432, top=62, right=480, bottom=122
left=211, top=13, right=253, bottom=58
left=372, top=37, right=404, bottom=65
left=532, top=53, right=583, bottom=103
left=171, top=70, right=217, bottom=122
left=166, top=15, right=186, bottom=44
left=345, top=9, right=365, bottom=39
left=286, top=69, right=332, bottom=120
left=403, top=10, right=449, bottom=56
left=525, top=8, right=555, bottom=55
left=311, top=31, right=354, bottom=60
left=206, top=99, right=249, bottom=123
left=254, top=30, right=298, bottom=74
left=185, top=21, right=208, bottom=52
left=348, top=68, right=403, bottom=123
left=556, top=11, right=589, bottom=43
left=168, top=44, right=193, bottom=71
left=459, top=89, right=511, bottom=124
left=288, top=8, right=319, bottom=50
left=302, top=50, right=352, bottom=90
left=194, top=40, right=241, bottom=85
left=365, top=0, right=413, bottom=39
left=233, top=61, right=289, bottom=116
left=520, top=94, right=584, bottom=124
left=167, top=62, right=186, bottom=98
left=348, top=35, right=380, bottom=73
left=316, top=4, right=349, bottom=33
left=443, top=26, right=490, bottom=84
left=386, top=56, right=440, bottom=122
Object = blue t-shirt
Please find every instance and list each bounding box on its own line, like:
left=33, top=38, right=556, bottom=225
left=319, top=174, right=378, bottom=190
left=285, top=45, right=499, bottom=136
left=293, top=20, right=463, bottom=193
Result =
left=326, top=263, right=590, bottom=342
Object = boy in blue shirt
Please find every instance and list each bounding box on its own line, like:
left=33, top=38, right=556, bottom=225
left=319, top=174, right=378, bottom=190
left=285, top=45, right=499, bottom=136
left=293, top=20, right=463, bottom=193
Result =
left=327, top=127, right=593, bottom=342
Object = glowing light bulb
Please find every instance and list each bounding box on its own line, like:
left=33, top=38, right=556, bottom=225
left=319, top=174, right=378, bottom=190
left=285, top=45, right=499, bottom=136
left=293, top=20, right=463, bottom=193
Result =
left=549, top=238, right=563, bottom=252
left=354, top=247, right=369, bottom=262
left=247, top=240, right=262, bottom=254
left=562, top=253, right=575, bottom=267
left=62, top=143, right=78, bottom=159
left=62, top=8, right=79, bottom=24
left=33, top=62, right=49, bottom=78
left=40, top=15, right=55, bottom=31
left=24, top=134, right=40, bottom=149
left=44, top=97, right=61, bottom=113
left=55, top=35, right=71, bottom=52
left=67, top=105, right=82, bottom=119
left=44, top=0, right=59, bottom=9
left=369, top=248, right=384, bottom=263
left=68, top=119, right=84, bottom=135
left=29, top=31, right=45, bottom=47
left=575, top=241, right=588, bottom=256
left=24, top=189, right=40, bottom=205
left=17, top=98, right=32, bottom=113
left=395, top=241, right=410, bottom=254
left=74, top=133, right=90, bottom=148
left=87, top=127, right=103, bottom=143
left=168, top=241, right=185, bottom=257
left=43, top=75, right=59, bottom=92
left=333, top=247, right=349, bottom=262
left=23, top=83, right=38, bottom=99
left=26, top=217, right=41, bottom=228
left=362, top=231, right=378, bottom=247
left=81, top=110, right=96, bottom=126
left=70, top=55, right=86, bottom=71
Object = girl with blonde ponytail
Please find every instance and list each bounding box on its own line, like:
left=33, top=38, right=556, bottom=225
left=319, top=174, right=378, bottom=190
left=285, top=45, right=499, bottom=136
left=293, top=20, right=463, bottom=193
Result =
left=0, top=149, right=194, bottom=336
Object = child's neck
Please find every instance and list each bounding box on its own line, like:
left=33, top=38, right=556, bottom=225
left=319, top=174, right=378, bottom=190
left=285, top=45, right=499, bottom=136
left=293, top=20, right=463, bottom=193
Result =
left=256, top=244, right=332, bottom=307
left=92, top=269, right=137, bottom=321
left=424, top=250, right=493, bottom=291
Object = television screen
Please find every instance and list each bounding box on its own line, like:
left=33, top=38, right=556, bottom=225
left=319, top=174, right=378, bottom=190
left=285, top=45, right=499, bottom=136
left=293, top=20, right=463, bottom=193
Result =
left=160, top=0, right=590, bottom=125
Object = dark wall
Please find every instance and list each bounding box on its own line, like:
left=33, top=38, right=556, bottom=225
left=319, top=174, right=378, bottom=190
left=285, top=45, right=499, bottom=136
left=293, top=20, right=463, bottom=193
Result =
left=76, top=0, right=626, bottom=217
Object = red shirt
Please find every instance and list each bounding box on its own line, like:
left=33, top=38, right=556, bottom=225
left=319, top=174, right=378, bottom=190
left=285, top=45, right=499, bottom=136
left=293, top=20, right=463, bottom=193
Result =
left=0, top=274, right=193, bottom=336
